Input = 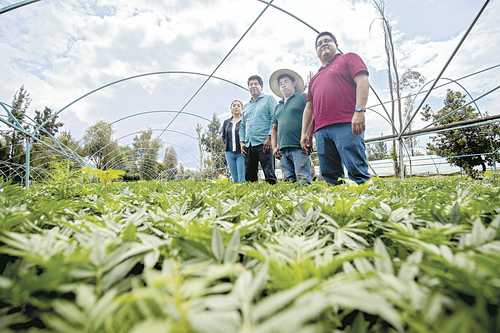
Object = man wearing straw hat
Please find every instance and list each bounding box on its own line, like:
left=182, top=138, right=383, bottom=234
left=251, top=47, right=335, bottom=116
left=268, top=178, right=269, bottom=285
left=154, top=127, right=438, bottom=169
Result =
left=301, top=31, right=370, bottom=185
left=270, top=69, right=312, bottom=184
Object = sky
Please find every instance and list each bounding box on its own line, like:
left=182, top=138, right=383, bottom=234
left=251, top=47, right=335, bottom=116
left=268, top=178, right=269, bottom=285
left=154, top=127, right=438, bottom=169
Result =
left=1, top=0, right=499, bottom=169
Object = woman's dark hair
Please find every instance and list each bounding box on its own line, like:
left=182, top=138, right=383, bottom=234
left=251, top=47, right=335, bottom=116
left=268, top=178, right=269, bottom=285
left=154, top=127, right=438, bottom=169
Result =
left=230, top=99, right=243, bottom=108
left=247, top=75, right=264, bottom=87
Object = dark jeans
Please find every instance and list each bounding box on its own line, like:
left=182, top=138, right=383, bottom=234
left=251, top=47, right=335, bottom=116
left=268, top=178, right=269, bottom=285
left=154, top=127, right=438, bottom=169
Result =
left=314, top=123, right=370, bottom=185
left=245, top=144, right=277, bottom=184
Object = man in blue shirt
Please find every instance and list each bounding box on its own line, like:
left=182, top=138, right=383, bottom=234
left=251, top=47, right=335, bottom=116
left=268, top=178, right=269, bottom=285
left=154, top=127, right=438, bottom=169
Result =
left=240, top=75, right=277, bottom=184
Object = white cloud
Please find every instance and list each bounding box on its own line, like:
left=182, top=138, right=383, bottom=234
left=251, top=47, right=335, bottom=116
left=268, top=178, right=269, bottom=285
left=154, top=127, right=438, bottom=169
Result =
left=1, top=0, right=499, bottom=168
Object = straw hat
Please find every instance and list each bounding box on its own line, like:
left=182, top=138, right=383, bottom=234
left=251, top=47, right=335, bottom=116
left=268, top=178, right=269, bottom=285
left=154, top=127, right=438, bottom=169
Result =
left=269, top=68, right=305, bottom=99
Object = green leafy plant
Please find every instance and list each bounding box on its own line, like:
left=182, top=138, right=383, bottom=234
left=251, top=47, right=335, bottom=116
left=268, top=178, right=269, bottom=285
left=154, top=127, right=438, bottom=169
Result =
left=0, top=175, right=498, bottom=332
left=82, top=167, right=126, bottom=185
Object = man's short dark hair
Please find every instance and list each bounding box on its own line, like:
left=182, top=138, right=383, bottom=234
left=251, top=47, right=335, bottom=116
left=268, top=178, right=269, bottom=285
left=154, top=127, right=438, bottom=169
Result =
left=277, top=73, right=295, bottom=83
left=247, top=75, right=263, bottom=87
left=315, top=31, right=338, bottom=48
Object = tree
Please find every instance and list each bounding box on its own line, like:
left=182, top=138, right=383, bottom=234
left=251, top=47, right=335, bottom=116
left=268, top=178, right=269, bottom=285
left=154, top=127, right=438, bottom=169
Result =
left=112, top=146, right=135, bottom=173
left=131, top=129, right=161, bottom=180
left=30, top=108, right=66, bottom=170
left=422, top=89, right=500, bottom=178
left=195, top=124, right=204, bottom=172
left=367, top=138, right=389, bottom=161
left=162, top=146, right=178, bottom=180
left=371, top=0, right=402, bottom=177
left=400, top=69, right=426, bottom=156
left=82, top=121, right=119, bottom=169
left=2, top=86, right=31, bottom=180
left=199, top=114, right=225, bottom=177
left=58, top=131, right=80, bottom=152
left=33, top=107, right=63, bottom=137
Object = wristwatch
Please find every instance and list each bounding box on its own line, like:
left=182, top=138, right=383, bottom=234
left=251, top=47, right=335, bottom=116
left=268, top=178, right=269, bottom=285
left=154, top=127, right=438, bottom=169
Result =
left=355, top=106, right=366, bottom=113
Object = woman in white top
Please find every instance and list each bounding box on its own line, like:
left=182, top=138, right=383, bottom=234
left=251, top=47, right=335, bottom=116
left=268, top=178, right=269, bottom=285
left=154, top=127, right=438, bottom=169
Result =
left=221, top=100, right=245, bottom=182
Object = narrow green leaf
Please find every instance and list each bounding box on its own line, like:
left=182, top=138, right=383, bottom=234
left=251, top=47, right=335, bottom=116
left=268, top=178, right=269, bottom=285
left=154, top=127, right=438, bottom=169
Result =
left=374, top=238, right=394, bottom=274
left=121, top=222, right=137, bottom=242
left=252, top=279, right=317, bottom=322
left=223, top=229, right=240, bottom=264
left=212, top=227, right=224, bottom=262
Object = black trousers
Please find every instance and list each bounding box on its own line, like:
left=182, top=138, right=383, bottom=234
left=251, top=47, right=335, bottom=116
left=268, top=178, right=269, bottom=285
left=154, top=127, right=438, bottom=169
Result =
left=245, top=144, right=277, bottom=184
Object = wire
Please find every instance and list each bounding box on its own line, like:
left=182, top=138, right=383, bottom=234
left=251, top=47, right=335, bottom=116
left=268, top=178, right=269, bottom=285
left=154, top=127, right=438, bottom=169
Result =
left=156, top=0, right=276, bottom=139
left=401, top=0, right=491, bottom=136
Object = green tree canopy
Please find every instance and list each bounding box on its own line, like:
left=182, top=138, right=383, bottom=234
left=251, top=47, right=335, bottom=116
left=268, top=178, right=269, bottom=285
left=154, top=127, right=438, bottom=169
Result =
left=132, top=129, right=161, bottom=180
left=199, top=114, right=225, bottom=177
left=33, top=107, right=63, bottom=137
left=422, top=89, right=500, bottom=178
left=1, top=86, right=31, bottom=180
left=162, top=145, right=178, bottom=180
left=368, top=138, right=389, bottom=161
left=82, top=121, right=119, bottom=169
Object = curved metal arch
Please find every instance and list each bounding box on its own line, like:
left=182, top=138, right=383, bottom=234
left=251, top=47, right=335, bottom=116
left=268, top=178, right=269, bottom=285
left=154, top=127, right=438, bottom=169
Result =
left=0, top=102, right=30, bottom=134
left=0, top=143, right=64, bottom=180
left=105, top=158, right=164, bottom=180
left=0, top=111, right=86, bottom=168
left=110, top=110, right=211, bottom=126
left=105, top=158, right=160, bottom=181
left=366, top=63, right=500, bottom=111
left=101, top=142, right=200, bottom=172
left=422, top=84, right=500, bottom=129
left=94, top=129, right=198, bottom=170
left=115, top=128, right=197, bottom=142
left=0, top=167, right=9, bottom=180
left=36, top=71, right=249, bottom=132
left=0, top=0, right=41, bottom=15
left=13, top=148, right=81, bottom=174
left=367, top=107, right=398, bottom=134
left=254, top=0, right=394, bottom=127
left=405, top=76, right=484, bottom=128
left=255, top=0, right=319, bottom=33
left=0, top=160, right=50, bottom=181
left=0, top=101, right=43, bottom=129
left=102, top=146, right=194, bottom=180
left=8, top=1, right=395, bottom=134
left=101, top=137, right=201, bottom=172
left=0, top=101, right=87, bottom=165
left=400, top=0, right=491, bottom=136
left=89, top=127, right=197, bottom=167
left=0, top=161, right=24, bottom=180
left=101, top=140, right=198, bottom=171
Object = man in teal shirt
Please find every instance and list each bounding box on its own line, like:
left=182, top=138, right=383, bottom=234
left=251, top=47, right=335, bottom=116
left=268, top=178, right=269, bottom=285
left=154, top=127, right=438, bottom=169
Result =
left=240, top=75, right=277, bottom=183
left=270, top=69, right=312, bottom=184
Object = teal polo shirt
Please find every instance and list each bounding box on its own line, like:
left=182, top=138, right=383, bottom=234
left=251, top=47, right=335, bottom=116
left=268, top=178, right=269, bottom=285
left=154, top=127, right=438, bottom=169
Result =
left=272, top=92, right=306, bottom=150
left=240, top=94, right=277, bottom=146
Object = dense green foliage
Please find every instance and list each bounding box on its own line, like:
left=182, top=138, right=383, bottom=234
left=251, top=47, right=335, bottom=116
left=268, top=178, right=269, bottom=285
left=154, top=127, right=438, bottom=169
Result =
left=422, top=90, right=500, bottom=178
left=0, top=176, right=499, bottom=332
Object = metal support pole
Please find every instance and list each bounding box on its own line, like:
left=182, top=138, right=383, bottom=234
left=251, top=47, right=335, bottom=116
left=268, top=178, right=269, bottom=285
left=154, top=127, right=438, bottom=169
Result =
left=398, top=138, right=405, bottom=179
left=24, top=137, right=31, bottom=188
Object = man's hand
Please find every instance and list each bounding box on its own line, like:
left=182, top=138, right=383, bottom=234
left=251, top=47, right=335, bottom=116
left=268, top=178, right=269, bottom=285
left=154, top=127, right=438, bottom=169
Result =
left=300, top=135, right=311, bottom=154
left=352, top=112, right=366, bottom=135
left=240, top=142, right=247, bottom=156
left=273, top=147, right=281, bottom=159
left=263, top=136, right=272, bottom=153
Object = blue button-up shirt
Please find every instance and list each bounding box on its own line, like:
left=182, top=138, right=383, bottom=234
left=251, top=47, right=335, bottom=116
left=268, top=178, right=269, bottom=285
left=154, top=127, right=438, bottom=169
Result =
left=239, top=94, right=277, bottom=146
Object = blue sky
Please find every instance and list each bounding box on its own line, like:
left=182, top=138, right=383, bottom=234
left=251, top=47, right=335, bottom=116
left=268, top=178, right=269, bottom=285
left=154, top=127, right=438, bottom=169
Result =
left=1, top=0, right=499, bottom=168
left=388, top=0, right=485, bottom=40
